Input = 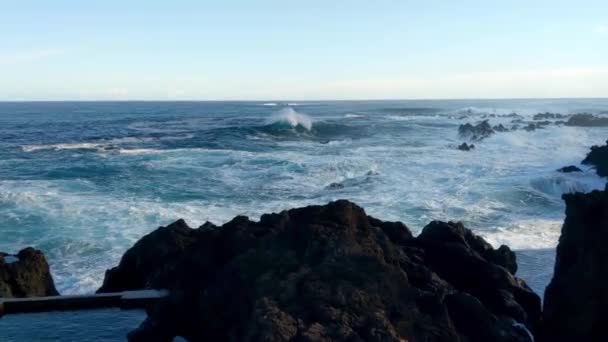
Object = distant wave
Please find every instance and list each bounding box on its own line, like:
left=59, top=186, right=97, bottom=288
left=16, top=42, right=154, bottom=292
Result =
left=266, top=108, right=313, bottom=131
left=261, top=103, right=278, bottom=106
left=22, top=143, right=103, bottom=152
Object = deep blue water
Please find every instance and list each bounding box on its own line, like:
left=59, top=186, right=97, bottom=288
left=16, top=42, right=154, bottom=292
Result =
left=1, top=99, right=607, bottom=298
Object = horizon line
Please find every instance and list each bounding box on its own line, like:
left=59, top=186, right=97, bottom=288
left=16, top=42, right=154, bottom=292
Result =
left=1, top=96, right=608, bottom=103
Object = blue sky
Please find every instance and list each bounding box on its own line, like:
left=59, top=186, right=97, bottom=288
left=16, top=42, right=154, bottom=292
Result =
left=1, top=0, right=607, bottom=100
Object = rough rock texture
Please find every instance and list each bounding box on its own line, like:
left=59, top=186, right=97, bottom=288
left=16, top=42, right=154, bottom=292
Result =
left=582, top=140, right=608, bottom=177
left=492, top=124, right=509, bottom=132
left=557, top=165, right=583, bottom=173
left=533, top=112, right=567, bottom=120
left=542, top=185, right=608, bottom=342
left=101, top=200, right=540, bottom=342
left=0, top=247, right=59, bottom=298
left=566, top=113, right=608, bottom=127
left=458, top=120, right=494, bottom=141
left=457, top=142, right=475, bottom=151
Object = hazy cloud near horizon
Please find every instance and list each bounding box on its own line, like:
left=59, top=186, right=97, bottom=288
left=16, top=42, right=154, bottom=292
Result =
left=1, top=1, right=607, bottom=100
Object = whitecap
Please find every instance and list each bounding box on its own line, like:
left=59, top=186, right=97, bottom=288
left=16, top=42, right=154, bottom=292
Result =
left=267, top=107, right=313, bottom=130
left=345, top=113, right=364, bottom=118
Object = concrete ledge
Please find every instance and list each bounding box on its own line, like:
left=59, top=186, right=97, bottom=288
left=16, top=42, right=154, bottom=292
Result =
left=0, top=290, right=167, bottom=317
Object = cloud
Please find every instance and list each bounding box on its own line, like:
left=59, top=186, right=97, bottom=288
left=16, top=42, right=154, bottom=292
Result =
left=0, top=48, right=64, bottom=65
left=596, top=24, right=608, bottom=34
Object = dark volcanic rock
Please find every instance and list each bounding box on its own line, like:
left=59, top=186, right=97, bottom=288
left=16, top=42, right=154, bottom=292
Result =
left=0, top=247, right=59, bottom=298
left=582, top=140, right=608, bottom=177
left=98, top=219, right=208, bottom=292
left=325, top=182, right=345, bottom=190
left=105, top=200, right=540, bottom=342
left=565, top=113, right=608, bottom=127
left=557, top=165, right=583, bottom=173
left=533, top=112, right=567, bottom=120
left=524, top=123, right=538, bottom=132
left=542, top=185, right=608, bottom=342
left=457, top=142, right=475, bottom=151
left=492, top=124, right=509, bottom=132
left=458, top=120, right=495, bottom=141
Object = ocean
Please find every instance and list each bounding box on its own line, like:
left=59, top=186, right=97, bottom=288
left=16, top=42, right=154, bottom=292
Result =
left=1, top=99, right=607, bottom=297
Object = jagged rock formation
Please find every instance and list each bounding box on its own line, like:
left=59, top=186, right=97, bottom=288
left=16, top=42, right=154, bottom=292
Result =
left=0, top=247, right=59, bottom=298
left=458, top=120, right=494, bottom=141
left=100, top=200, right=540, bottom=342
left=566, top=113, right=608, bottom=127
left=582, top=140, right=608, bottom=177
left=533, top=113, right=567, bottom=120
left=457, top=142, right=475, bottom=151
left=542, top=184, right=608, bottom=342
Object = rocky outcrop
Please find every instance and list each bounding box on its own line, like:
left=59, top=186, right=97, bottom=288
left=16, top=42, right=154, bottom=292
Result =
left=0, top=247, right=59, bottom=298
left=557, top=165, right=582, bottom=173
left=457, top=142, right=475, bottom=151
left=102, top=200, right=540, bottom=342
left=566, top=113, right=608, bottom=127
left=458, top=120, right=494, bottom=141
left=542, top=184, right=608, bottom=342
left=492, top=124, right=509, bottom=132
left=533, top=112, right=567, bottom=120
left=582, top=140, right=608, bottom=177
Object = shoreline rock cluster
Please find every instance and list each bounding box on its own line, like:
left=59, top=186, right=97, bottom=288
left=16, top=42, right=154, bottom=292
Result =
left=456, top=112, right=608, bottom=150
left=103, top=201, right=540, bottom=342
left=2, top=141, right=607, bottom=341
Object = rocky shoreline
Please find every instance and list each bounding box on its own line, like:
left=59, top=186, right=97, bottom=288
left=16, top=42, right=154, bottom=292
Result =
left=2, top=142, right=607, bottom=341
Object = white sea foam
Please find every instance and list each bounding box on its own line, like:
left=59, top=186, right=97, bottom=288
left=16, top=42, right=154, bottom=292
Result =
left=261, top=102, right=278, bottom=106
left=22, top=143, right=103, bottom=152
left=267, top=107, right=313, bottom=130
left=117, top=148, right=166, bottom=155
left=345, top=113, right=365, bottom=118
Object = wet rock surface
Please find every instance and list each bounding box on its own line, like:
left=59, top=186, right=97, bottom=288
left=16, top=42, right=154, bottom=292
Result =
left=566, top=113, right=608, bottom=127
left=542, top=185, right=608, bottom=342
left=458, top=120, right=495, bottom=141
left=556, top=165, right=582, bottom=173
left=457, top=142, right=475, bottom=151
left=102, top=200, right=540, bottom=342
left=0, top=247, right=59, bottom=298
left=582, top=140, right=608, bottom=177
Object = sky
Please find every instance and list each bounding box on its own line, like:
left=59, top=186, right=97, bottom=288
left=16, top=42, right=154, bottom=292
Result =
left=1, top=0, right=607, bottom=100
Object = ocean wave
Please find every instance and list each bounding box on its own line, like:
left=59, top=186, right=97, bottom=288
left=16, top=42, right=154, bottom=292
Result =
left=117, top=148, right=166, bottom=155
left=22, top=143, right=104, bottom=152
left=261, top=103, right=278, bottom=106
left=345, top=113, right=365, bottom=118
left=266, top=107, right=313, bottom=131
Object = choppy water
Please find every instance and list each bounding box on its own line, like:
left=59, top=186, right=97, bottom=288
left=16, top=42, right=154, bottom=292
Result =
left=1, top=100, right=607, bottom=296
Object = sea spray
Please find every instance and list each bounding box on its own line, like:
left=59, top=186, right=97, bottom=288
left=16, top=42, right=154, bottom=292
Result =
left=267, top=107, right=313, bottom=131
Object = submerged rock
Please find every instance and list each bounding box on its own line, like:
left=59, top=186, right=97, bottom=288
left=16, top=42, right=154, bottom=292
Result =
left=103, top=200, right=540, bottom=342
left=565, top=113, right=608, bottom=127
left=457, top=142, right=475, bottom=151
left=582, top=140, right=608, bottom=177
left=542, top=185, right=608, bottom=341
left=0, top=247, right=59, bottom=298
left=557, top=165, right=583, bottom=173
left=458, top=120, right=494, bottom=141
